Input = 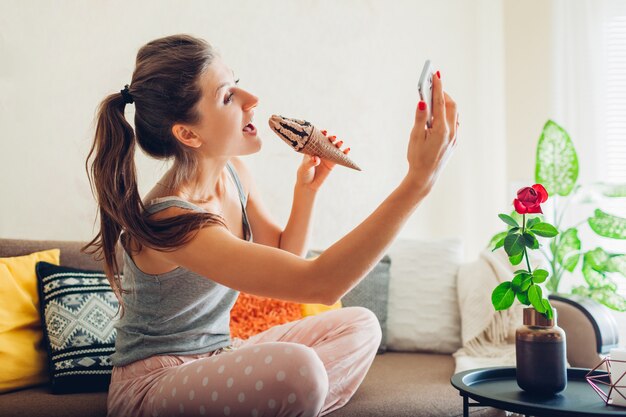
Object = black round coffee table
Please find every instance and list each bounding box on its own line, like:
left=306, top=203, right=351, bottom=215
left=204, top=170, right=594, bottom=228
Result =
left=451, top=367, right=626, bottom=417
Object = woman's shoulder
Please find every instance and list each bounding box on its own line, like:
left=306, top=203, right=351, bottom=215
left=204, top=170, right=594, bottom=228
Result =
left=141, top=191, right=196, bottom=221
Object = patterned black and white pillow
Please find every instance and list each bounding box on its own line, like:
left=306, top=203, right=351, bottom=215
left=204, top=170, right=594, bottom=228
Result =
left=35, top=261, right=118, bottom=394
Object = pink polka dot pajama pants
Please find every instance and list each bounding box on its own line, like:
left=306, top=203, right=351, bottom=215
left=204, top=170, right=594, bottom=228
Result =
left=106, top=306, right=381, bottom=417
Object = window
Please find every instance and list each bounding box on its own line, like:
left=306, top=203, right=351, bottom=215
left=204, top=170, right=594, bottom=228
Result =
left=552, top=0, right=626, bottom=285
left=603, top=12, right=626, bottom=183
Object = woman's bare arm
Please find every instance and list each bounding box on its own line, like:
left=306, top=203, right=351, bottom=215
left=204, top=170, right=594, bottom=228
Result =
left=158, top=175, right=428, bottom=305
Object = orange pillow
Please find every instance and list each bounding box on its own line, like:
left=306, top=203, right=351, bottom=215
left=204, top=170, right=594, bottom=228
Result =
left=229, top=293, right=303, bottom=340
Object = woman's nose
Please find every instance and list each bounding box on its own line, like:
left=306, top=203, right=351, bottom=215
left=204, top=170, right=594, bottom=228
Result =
left=243, top=90, right=258, bottom=110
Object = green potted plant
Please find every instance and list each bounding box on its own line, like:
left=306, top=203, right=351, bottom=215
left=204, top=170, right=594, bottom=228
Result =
left=491, top=183, right=567, bottom=394
left=489, top=120, right=626, bottom=311
left=491, top=184, right=558, bottom=319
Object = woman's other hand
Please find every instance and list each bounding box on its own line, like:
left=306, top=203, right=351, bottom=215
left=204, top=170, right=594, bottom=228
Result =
left=296, top=134, right=351, bottom=191
left=406, top=70, right=458, bottom=194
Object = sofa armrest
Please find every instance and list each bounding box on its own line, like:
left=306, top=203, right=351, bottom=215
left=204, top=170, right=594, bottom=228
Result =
left=550, top=294, right=620, bottom=368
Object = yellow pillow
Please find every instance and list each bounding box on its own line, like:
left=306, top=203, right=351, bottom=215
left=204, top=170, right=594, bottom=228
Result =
left=301, top=300, right=342, bottom=317
left=0, top=248, right=60, bottom=393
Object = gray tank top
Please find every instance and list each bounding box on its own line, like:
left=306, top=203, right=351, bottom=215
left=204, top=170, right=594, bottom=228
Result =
left=110, top=162, right=253, bottom=367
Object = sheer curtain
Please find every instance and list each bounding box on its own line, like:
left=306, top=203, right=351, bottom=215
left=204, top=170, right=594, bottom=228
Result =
left=553, top=0, right=626, bottom=185
left=551, top=0, right=626, bottom=339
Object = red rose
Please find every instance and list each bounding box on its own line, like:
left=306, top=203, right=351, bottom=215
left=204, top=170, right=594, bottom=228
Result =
left=513, top=184, right=548, bottom=214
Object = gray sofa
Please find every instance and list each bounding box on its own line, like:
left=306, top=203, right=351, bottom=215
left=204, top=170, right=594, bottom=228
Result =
left=0, top=238, right=605, bottom=417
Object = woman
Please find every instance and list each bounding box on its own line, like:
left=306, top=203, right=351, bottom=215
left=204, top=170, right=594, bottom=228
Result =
left=84, top=34, right=458, bottom=417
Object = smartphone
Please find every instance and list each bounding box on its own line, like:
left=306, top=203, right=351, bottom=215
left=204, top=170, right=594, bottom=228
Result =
left=417, top=59, right=434, bottom=128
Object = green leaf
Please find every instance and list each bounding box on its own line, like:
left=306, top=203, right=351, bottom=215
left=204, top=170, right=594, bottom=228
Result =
left=588, top=209, right=626, bottom=239
left=535, top=120, right=579, bottom=197
left=532, top=269, right=549, bottom=284
left=507, top=227, right=521, bottom=235
left=512, top=275, right=523, bottom=292
left=517, top=291, right=531, bottom=305
left=492, top=282, right=516, bottom=311
left=499, top=214, right=519, bottom=228
left=542, top=298, right=554, bottom=320
left=531, top=222, right=559, bottom=238
left=571, top=285, right=592, bottom=297
left=510, top=211, right=523, bottom=225
left=489, top=231, right=508, bottom=251
left=492, top=238, right=505, bottom=252
left=509, top=252, right=524, bottom=265
left=512, top=271, right=533, bottom=290
left=504, top=234, right=525, bottom=257
left=523, top=232, right=539, bottom=249
left=586, top=247, right=610, bottom=271
left=527, top=217, right=541, bottom=229
left=528, top=284, right=546, bottom=313
left=520, top=274, right=533, bottom=291
left=574, top=285, right=626, bottom=312
left=582, top=250, right=617, bottom=290
left=555, top=228, right=581, bottom=272
left=597, top=182, right=626, bottom=198
left=607, top=255, right=626, bottom=277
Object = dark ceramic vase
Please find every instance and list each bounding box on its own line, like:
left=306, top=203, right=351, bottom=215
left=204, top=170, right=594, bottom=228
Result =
left=516, top=307, right=567, bottom=395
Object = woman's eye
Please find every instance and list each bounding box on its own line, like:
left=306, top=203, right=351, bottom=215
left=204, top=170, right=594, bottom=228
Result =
left=224, top=79, right=240, bottom=104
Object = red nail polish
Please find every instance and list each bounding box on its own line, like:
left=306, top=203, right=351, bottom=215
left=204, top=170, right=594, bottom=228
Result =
left=344, top=147, right=351, bottom=153
left=336, top=141, right=344, bottom=147
left=418, top=101, right=426, bottom=111
left=436, top=70, right=441, bottom=79
left=321, top=130, right=327, bottom=135
left=329, top=135, right=336, bottom=140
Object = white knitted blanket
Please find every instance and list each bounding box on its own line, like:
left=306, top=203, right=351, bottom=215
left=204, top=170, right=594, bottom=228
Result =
left=453, top=248, right=524, bottom=374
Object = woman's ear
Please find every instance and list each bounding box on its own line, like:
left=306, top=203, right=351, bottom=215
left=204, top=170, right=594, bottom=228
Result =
left=171, top=123, right=202, bottom=148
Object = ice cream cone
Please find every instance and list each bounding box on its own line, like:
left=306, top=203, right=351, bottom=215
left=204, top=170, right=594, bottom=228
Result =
left=268, top=115, right=361, bottom=171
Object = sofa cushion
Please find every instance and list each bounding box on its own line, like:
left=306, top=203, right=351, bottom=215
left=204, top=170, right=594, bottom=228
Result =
left=0, top=248, right=60, bottom=393
left=330, top=353, right=504, bottom=417
left=36, top=262, right=118, bottom=394
left=308, top=250, right=391, bottom=353
left=341, top=254, right=391, bottom=353
left=386, top=238, right=463, bottom=354
left=0, top=384, right=107, bottom=417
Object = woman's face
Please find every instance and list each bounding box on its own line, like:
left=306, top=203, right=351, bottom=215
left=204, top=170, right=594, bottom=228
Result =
left=188, top=55, right=261, bottom=157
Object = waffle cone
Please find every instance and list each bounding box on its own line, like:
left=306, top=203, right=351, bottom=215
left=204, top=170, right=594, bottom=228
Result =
left=301, top=127, right=361, bottom=171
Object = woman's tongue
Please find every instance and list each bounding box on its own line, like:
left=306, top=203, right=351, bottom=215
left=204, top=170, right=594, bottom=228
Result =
left=243, top=123, right=256, bottom=133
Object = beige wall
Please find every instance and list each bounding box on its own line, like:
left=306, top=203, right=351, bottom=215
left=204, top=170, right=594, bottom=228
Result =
left=503, top=0, right=556, bottom=194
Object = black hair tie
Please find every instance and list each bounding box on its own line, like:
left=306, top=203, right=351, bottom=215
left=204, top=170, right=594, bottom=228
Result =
left=120, top=84, right=134, bottom=104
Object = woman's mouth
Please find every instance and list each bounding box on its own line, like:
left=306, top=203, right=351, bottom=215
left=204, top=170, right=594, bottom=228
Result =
left=243, top=123, right=257, bottom=135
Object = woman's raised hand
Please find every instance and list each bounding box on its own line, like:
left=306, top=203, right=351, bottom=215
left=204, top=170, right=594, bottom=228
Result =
left=406, top=71, right=458, bottom=194
left=295, top=133, right=351, bottom=192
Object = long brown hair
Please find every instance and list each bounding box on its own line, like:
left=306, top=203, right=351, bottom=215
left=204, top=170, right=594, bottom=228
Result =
left=82, top=34, right=229, bottom=318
